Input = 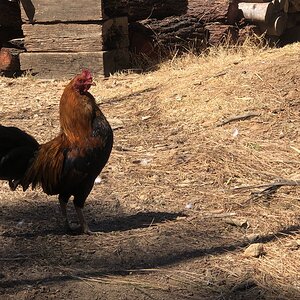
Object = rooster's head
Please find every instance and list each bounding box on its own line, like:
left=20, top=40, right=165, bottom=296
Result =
left=73, top=69, right=95, bottom=94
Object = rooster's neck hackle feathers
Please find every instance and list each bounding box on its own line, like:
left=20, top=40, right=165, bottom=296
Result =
left=59, top=79, right=98, bottom=144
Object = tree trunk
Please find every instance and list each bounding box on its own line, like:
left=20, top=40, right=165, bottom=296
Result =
left=205, top=24, right=239, bottom=46
left=187, top=0, right=239, bottom=25
left=129, top=16, right=208, bottom=58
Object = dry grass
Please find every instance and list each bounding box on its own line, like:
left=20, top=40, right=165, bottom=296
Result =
left=1, top=42, right=300, bottom=299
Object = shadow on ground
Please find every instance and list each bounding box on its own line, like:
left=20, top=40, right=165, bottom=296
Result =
left=1, top=199, right=299, bottom=299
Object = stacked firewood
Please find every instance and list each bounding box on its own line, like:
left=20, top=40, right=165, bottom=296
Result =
left=129, top=0, right=300, bottom=53
left=19, top=0, right=130, bottom=78
left=238, top=0, right=300, bottom=43
left=0, top=0, right=300, bottom=76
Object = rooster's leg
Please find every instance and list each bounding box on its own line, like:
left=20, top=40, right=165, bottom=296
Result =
left=74, top=204, right=94, bottom=235
left=58, top=195, right=71, bottom=231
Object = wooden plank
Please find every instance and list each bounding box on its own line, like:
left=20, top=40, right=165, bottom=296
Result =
left=19, top=50, right=129, bottom=78
left=22, top=17, right=129, bottom=52
left=20, top=0, right=104, bottom=23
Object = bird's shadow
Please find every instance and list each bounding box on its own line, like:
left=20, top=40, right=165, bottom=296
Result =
left=3, top=210, right=186, bottom=238
left=90, top=211, right=185, bottom=233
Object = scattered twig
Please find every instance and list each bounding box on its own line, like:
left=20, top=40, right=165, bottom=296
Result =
left=233, top=179, right=300, bottom=201
left=233, top=179, right=300, bottom=191
left=216, top=112, right=260, bottom=127
left=290, top=145, right=300, bottom=154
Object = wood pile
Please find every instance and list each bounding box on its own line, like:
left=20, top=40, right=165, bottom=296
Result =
left=188, top=0, right=300, bottom=45
left=19, top=0, right=129, bottom=78
left=128, top=0, right=208, bottom=57
left=1, top=0, right=300, bottom=77
left=129, top=0, right=300, bottom=55
left=187, top=0, right=240, bottom=46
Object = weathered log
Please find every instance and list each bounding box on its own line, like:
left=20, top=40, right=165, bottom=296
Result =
left=187, top=0, right=239, bottom=25
left=0, top=1, right=21, bottom=28
left=22, top=17, right=129, bottom=52
left=0, top=47, right=24, bottom=72
left=238, top=2, right=274, bottom=24
left=129, top=16, right=208, bottom=58
left=205, top=24, right=239, bottom=46
left=19, top=50, right=129, bottom=78
left=126, top=0, right=188, bottom=22
left=278, top=0, right=289, bottom=13
left=266, top=13, right=287, bottom=35
left=104, top=0, right=188, bottom=21
left=240, top=0, right=288, bottom=11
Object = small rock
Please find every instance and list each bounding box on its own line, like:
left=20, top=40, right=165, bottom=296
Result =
left=225, top=218, right=249, bottom=229
left=232, top=128, right=239, bottom=138
left=94, top=176, right=102, bottom=184
left=16, top=220, right=25, bottom=227
left=185, top=203, right=193, bottom=209
left=141, top=115, right=151, bottom=121
left=244, top=243, right=265, bottom=258
left=132, top=158, right=152, bottom=165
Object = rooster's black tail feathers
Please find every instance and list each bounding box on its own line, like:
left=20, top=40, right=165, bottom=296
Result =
left=0, top=125, right=39, bottom=190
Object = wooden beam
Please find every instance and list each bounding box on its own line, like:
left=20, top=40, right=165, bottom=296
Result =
left=22, top=17, right=129, bottom=52
left=19, top=50, right=129, bottom=78
left=20, top=0, right=105, bottom=23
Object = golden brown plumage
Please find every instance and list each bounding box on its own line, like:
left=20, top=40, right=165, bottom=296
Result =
left=0, top=70, right=113, bottom=234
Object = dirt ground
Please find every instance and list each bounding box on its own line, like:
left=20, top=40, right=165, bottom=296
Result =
left=1, top=43, right=300, bottom=300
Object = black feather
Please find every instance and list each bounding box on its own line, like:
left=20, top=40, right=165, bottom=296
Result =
left=0, top=125, right=39, bottom=186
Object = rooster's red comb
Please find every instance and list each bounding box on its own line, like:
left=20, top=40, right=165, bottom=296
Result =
left=81, top=69, right=92, bottom=79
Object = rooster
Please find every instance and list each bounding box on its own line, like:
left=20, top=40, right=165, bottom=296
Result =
left=0, top=70, right=113, bottom=234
